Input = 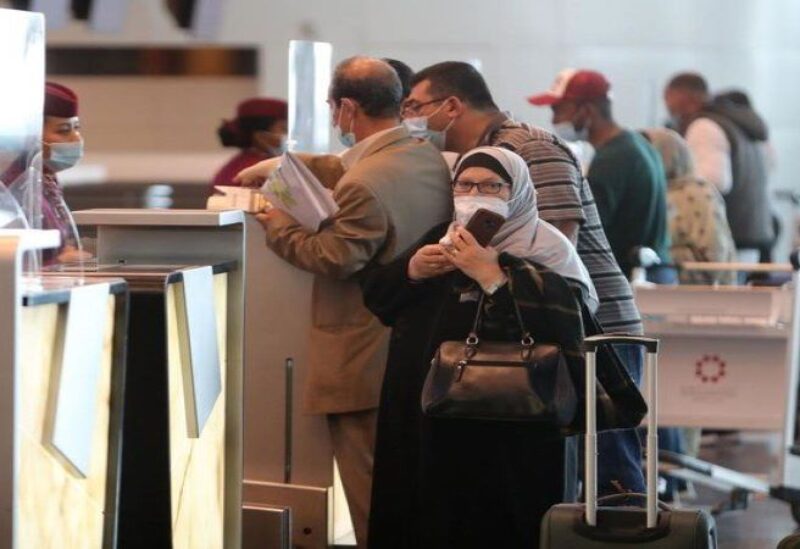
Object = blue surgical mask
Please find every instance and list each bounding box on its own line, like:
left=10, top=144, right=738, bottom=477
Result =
left=334, top=107, right=356, bottom=148
left=403, top=103, right=454, bottom=151
left=553, top=121, right=589, bottom=143
left=44, top=139, right=84, bottom=171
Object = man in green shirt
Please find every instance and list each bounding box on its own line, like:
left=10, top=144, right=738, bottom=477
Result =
left=532, top=69, right=684, bottom=500
left=530, top=69, right=672, bottom=280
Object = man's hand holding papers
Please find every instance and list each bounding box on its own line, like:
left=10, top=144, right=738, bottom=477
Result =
left=258, top=152, right=340, bottom=232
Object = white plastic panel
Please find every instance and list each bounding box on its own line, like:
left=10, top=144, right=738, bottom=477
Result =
left=45, top=282, right=110, bottom=477
left=176, top=266, right=222, bottom=438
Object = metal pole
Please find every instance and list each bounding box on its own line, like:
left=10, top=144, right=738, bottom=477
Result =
left=646, top=351, right=658, bottom=528
left=585, top=350, right=597, bottom=526
left=283, top=358, right=294, bottom=484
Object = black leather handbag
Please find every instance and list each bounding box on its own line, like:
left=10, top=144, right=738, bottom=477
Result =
left=575, top=307, right=648, bottom=432
left=421, top=293, right=578, bottom=426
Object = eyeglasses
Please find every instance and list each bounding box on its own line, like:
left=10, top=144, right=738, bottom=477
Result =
left=452, top=180, right=509, bottom=194
left=401, top=97, right=447, bottom=117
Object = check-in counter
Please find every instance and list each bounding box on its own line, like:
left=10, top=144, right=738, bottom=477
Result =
left=71, top=209, right=346, bottom=547
left=1, top=230, right=127, bottom=548
left=634, top=280, right=797, bottom=429
left=238, top=215, right=337, bottom=548
left=70, top=209, right=245, bottom=548
left=20, top=276, right=127, bottom=548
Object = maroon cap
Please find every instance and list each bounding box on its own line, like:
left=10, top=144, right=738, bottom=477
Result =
left=44, top=81, right=79, bottom=117
left=237, top=98, right=288, bottom=120
left=528, top=69, right=610, bottom=106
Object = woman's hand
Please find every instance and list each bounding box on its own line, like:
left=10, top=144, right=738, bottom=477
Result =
left=408, top=244, right=456, bottom=281
left=234, top=157, right=282, bottom=187
left=442, top=227, right=505, bottom=289
left=56, top=245, right=93, bottom=264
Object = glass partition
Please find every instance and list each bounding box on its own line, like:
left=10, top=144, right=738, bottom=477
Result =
left=0, top=9, right=45, bottom=272
left=287, top=40, right=332, bottom=154
left=0, top=8, right=88, bottom=270
left=0, top=8, right=45, bottom=231
left=0, top=182, right=28, bottom=230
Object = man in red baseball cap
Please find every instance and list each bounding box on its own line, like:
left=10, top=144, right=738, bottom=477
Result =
left=528, top=68, right=611, bottom=142
left=529, top=69, right=672, bottom=281
left=531, top=67, right=679, bottom=497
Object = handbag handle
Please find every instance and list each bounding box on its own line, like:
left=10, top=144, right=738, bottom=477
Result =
left=466, top=290, right=533, bottom=348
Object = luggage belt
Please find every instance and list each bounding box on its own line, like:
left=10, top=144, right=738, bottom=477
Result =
left=658, top=449, right=770, bottom=514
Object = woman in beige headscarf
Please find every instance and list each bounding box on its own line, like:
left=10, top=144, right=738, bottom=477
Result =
left=644, top=128, right=737, bottom=464
left=643, top=128, right=736, bottom=285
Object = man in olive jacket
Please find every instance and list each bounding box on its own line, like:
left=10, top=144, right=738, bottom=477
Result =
left=256, top=56, right=452, bottom=547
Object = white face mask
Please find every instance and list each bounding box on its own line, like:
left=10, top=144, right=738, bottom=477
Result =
left=44, top=139, right=84, bottom=172
left=453, top=195, right=509, bottom=227
left=403, top=103, right=454, bottom=151
left=553, top=121, right=589, bottom=143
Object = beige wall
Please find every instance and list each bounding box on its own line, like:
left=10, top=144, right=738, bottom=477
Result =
left=56, top=76, right=257, bottom=153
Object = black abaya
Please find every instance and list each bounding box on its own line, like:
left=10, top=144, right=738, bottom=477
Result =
left=360, top=224, right=585, bottom=549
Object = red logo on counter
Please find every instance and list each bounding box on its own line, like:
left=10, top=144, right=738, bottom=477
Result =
left=695, top=354, right=726, bottom=384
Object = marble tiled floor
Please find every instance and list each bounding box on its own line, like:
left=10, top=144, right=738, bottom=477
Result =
left=337, top=432, right=800, bottom=548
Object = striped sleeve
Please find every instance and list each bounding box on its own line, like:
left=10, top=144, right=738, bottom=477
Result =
left=491, top=121, right=643, bottom=335
left=500, top=135, right=586, bottom=225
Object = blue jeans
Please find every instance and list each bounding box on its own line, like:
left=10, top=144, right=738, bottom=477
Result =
left=655, top=427, right=687, bottom=499
left=593, top=344, right=646, bottom=495
left=647, top=265, right=678, bottom=285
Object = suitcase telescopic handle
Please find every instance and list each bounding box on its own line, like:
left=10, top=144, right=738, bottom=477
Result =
left=581, top=334, right=658, bottom=354
left=583, top=334, right=659, bottom=529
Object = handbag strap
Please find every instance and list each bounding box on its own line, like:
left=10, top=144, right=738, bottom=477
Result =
left=467, top=290, right=533, bottom=346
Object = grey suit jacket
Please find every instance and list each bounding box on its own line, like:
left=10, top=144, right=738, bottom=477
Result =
left=264, top=126, right=452, bottom=413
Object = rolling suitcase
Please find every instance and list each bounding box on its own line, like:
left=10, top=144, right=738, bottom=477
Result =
left=540, top=335, right=717, bottom=548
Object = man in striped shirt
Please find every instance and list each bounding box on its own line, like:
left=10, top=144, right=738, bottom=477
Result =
left=404, top=61, right=645, bottom=495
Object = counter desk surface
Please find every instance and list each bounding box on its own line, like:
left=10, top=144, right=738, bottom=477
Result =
left=41, top=260, right=236, bottom=292
left=22, top=275, right=127, bottom=305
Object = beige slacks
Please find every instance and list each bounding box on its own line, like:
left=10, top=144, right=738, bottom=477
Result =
left=327, top=408, right=378, bottom=549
